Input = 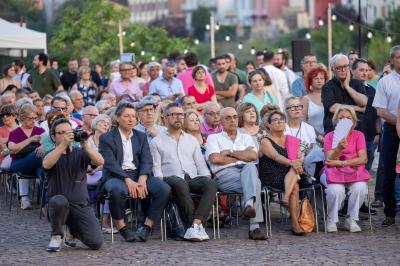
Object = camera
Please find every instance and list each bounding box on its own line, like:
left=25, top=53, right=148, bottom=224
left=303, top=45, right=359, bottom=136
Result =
left=73, top=129, right=89, bottom=142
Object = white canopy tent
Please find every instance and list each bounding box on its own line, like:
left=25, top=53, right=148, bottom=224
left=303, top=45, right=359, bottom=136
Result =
left=0, top=18, right=47, bottom=56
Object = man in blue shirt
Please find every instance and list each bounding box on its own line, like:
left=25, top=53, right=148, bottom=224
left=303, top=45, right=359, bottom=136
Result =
left=291, top=54, right=318, bottom=97
left=149, top=62, right=184, bottom=100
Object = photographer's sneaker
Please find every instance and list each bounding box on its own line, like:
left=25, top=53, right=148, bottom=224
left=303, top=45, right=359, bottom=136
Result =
left=184, top=224, right=202, bottom=242
left=198, top=224, right=209, bottom=241
left=327, top=221, right=338, bottom=233
left=344, top=217, right=361, bottom=233
left=20, top=196, right=32, bottom=210
left=47, top=235, right=62, bottom=252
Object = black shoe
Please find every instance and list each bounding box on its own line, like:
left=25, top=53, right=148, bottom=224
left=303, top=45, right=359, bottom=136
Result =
left=360, top=203, right=377, bottom=215
left=382, top=216, right=395, bottom=227
left=291, top=228, right=306, bottom=236
left=119, top=226, right=137, bottom=242
left=371, top=200, right=384, bottom=208
left=136, top=225, right=151, bottom=242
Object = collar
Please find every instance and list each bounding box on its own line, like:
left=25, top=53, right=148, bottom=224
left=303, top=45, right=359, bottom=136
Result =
left=118, top=127, right=133, bottom=141
left=221, top=129, right=240, bottom=140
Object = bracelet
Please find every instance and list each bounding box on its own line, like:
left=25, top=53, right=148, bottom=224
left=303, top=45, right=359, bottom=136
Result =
left=341, top=161, right=347, bottom=167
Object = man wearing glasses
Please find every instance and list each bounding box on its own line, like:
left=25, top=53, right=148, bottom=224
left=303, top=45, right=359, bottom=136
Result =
left=291, top=53, right=318, bottom=97
left=150, top=103, right=217, bottom=241
left=81, top=106, right=99, bottom=134
left=109, top=62, right=142, bottom=102
left=321, top=53, right=368, bottom=133
left=149, top=62, right=184, bottom=101
left=206, top=107, right=267, bottom=240
left=200, top=102, right=223, bottom=136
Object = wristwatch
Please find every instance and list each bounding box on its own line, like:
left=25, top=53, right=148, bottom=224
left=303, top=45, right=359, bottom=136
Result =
left=341, top=161, right=347, bottom=167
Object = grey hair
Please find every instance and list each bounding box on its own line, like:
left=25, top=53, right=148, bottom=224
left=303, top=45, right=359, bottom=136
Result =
left=220, top=107, right=236, bottom=118
left=163, top=61, right=176, bottom=72
left=15, top=97, right=33, bottom=110
left=202, top=101, right=220, bottom=114
left=95, top=100, right=111, bottom=113
left=390, top=45, right=400, bottom=59
left=69, top=90, right=82, bottom=99
left=329, top=53, right=349, bottom=69
left=284, top=96, right=301, bottom=111
left=56, top=92, right=72, bottom=105
left=82, top=105, right=98, bottom=115
left=110, top=59, right=120, bottom=68
left=147, top=61, right=161, bottom=73
left=91, top=114, right=111, bottom=131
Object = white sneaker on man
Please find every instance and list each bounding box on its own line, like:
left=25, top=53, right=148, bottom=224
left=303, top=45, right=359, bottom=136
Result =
left=327, top=221, right=338, bottom=233
left=344, top=217, right=361, bottom=233
left=184, top=224, right=203, bottom=242
left=198, top=224, right=209, bottom=241
left=21, top=196, right=32, bottom=210
left=47, top=235, right=62, bottom=252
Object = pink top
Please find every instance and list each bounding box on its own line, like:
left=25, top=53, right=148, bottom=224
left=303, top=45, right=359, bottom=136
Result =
left=176, top=66, right=215, bottom=95
left=324, top=130, right=369, bottom=183
left=0, top=126, right=12, bottom=163
left=200, top=121, right=223, bottom=136
left=109, top=78, right=143, bottom=101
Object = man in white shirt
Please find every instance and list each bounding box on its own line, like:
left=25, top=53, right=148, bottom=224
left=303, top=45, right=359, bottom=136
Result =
left=150, top=103, right=217, bottom=241
left=373, top=45, right=400, bottom=226
left=263, top=51, right=290, bottom=107
left=274, top=49, right=297, bottom=93
left=206, top=107, right=267, bottom=240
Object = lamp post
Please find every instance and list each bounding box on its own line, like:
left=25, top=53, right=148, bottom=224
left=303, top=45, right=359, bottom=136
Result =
left=210, top=14, right=216, bottom=58
left=358, top=0, right=362, bottom=57
left=328, top=4, right=333, bottom=77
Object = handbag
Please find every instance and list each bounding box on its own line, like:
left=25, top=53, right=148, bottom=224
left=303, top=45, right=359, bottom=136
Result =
left=298, top=196, right=315, bottom=233
left=13, top=142, right=40, bottom=159
left=325, top=154, right=370, bottom=184
left=165, top=201, right=186, bottom=240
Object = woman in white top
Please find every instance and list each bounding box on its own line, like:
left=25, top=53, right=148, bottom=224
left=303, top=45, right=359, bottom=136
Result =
left=301, top=66, right=328, bottom=136
left=285, top=97, right=324, bottom=176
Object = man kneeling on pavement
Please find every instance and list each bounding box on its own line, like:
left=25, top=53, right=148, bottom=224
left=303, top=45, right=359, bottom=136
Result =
left=44, top=118, right=104, bottom=252
left=150, top=103, right=217, bottom=241
left=206, top=107, right=267, bottom=240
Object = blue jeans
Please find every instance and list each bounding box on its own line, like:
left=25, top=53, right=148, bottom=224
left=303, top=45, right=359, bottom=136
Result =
left=375, top=135, right=385, bottom=201
left=11, top=151, right=43, bottom=177
left=382, top=123, right=399, bottom=217
left=366, top=141, right=377, bottom=171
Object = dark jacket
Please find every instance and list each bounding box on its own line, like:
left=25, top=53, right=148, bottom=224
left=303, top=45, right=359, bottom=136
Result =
left=97, top=128, right=152, bottom=197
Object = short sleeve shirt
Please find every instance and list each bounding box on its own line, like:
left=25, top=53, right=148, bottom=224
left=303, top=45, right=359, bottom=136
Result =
left=46, top=148, right=91, bottom=205
left=212, top=72, right=238, bottom=107
left=28, top=68, right=61, bottom=96
left=324, top=130, right=366, bottom=155
left=8, top=126, right=45, bottom=160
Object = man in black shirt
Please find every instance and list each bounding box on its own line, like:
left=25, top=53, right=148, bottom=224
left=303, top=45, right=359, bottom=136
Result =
left=43, top=118, right=104, bottom=252
left=60, top=58, right=78, bottom=91
left=321, top=53, right=368, bottom=134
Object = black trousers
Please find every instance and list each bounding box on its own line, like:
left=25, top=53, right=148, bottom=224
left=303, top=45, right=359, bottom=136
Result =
left=104, top=171, right=171, bottom=222
left=48, top=195, right=103, bottom=250
left=164, top=176, right=217, bottom=227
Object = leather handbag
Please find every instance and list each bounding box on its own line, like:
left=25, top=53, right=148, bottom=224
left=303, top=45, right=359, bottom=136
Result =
left=298, top=197, right=315, bottom=233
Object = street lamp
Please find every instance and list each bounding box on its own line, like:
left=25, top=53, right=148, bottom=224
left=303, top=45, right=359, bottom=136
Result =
left=367, top=31, right=373, bottom=39
left=305, top=32, right=311, bottom=39
left=130, top=42, right=135, bottom=47
left=140, top=51, right=145, bottom=56
left=318, top=17, right=324, bottom=26
left=331, top=14, right=337, bottom=21
left=194, top=39, right=200, bottom=45
left=251, top=47, right=256, bottom=55
left=205, top=24, right=210, bottom=30
left=238, top=42, right=243, bottom=50
left=349, top=24, right=354, bottom=31
left=387, top=35, right=393, bottom=43
left=225, top=35, right=231, bottom=42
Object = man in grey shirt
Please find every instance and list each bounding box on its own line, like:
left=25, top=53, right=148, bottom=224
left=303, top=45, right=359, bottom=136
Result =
left=150, top=103, right=217, bottom=242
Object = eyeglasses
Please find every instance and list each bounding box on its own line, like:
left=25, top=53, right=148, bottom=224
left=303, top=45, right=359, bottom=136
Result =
left=84, top=113, right=98, bottom=117
left=55, top=130, right=71, bottom=135
left=205, top=112, right=220, bottom=117
left=139, top=108, right=155, bottom=113
left=334, top=65, right=349, bottom=72
left=121, top=68, right=133, bottom=72
left=167, top=112, right=184, bottom=118
left=270, top=118, right=285, bottom=124
left=303, top=60, right=317, bottom=65
left=224, top=115, right=238, bottom=121
left=286, top=105, right=303, bottom=111
left=25, top=116, right=38, bottom=121
left=53, top=107, right=68, bottom=112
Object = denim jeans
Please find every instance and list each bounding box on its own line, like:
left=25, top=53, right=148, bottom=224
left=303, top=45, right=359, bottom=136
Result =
left=375, top=135, right=385, bottom=202
left=382, top=123, right=399, bottom=217
left=365, top=141, right=377, bottom=171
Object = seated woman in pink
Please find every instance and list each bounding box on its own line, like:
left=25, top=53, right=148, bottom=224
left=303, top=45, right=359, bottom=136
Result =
left=321, top=106, right=369, bottom=233
left=187, top=66, right=217, bottom=112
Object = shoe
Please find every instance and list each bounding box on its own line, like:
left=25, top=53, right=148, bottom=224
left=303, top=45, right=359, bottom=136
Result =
left=102, top=227, right=118, bottom=234
left=64, top=226, right=77, bottom=248
left=21, top=196, right=32, bottom=210
left=136, top=225, right=151, bottom=242
left=119, top=226, right=137, bottom=242
left=382, top=216, right=395, bottom=227
left=371, top=200, right=384, bottom=208
left=198, top=224, right=209, bottom=241
left=291, top=228, right=306, bottom=236
left=47, top=235, right=62, bottom=252
left=242, top=205, right=256, bottom=219
left=344, top=217, right=361, bottom=233
left=184, top=224, right=203, bottom=242
left=248, top=228, right=268, bottom=240
left=327, top=221, right=338, bottom=233
left=278, top=200, right=289, bottom=208
left=360, top=203, right=377, bottom=215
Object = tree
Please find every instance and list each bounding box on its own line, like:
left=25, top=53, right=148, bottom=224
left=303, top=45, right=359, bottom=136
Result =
left=0, top=0, right=45, bottom=31
left=191, top=6, right=211, bottom=41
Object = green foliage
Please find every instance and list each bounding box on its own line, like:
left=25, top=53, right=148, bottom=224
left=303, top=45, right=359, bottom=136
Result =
left=50, top=0, right=190, bottom=71
left=191, top=6, right=211, bottom=41
left=0, top=0, right=45, bottom=31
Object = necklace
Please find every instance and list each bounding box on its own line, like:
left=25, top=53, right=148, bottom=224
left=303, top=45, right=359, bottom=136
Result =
left=289, top=121, right=302, bottom=138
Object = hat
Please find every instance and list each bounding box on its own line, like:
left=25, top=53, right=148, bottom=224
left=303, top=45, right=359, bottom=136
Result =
left=135, top=96, right=156, bottom=110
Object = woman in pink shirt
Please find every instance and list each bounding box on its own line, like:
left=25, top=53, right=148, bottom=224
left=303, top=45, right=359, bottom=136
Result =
left=0, top=104, right=18, bottom=164
left=321, top=106, right=369, bottom=233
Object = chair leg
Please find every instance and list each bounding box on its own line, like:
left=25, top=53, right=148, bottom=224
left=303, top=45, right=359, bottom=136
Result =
left=212, top=204, right=216, bottom=239
left=160, top=214, right=164, bottom=242
left=367, top=188, right=373, bottom=232
left=265, top=188, right=272, bottom=237
left=110, top=214, right=114, bottom=243
left=320, top=185, right=327, bottom=233
left=311, top=187, right=319, bottom=233
left=216, top=192, right=220, bottom=239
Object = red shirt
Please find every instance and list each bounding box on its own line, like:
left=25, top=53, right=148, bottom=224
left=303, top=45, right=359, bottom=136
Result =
left=187, top=84, right=215, bottom=104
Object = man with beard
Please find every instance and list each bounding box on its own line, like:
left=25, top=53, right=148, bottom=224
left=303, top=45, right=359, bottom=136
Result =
left=212, top=56, right=238, bottom=108
left=150, top=103, right=217, bottom=241
left=274, top=49, right=297, bottom=93
left=27, top=53, right=63, bottom=95
left=60, top=58, right=79, bottom=91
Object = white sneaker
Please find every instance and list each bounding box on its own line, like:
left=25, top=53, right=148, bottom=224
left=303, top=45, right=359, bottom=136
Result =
left=198, top=224, right=210, bottom=241
left=47, top=235, right=62, bottom=252
left=327, top=221, right=337, bottom=233
left=21, top=196, right=32, bottom=210
left=344, top=217, right=361, bottom=233
left=184, top=224, right=202, bottom=242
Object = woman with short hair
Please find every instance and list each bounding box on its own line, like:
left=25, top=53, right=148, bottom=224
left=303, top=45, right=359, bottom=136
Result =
left=71, top=66, right=98, bottom=106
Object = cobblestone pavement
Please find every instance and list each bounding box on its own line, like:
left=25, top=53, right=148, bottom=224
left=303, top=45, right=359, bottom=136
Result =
left=1, top=190, right=400, bottom=266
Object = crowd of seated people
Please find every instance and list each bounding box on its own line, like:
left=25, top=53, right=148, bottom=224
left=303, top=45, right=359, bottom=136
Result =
left=1, top=46, right=398, bottom=253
